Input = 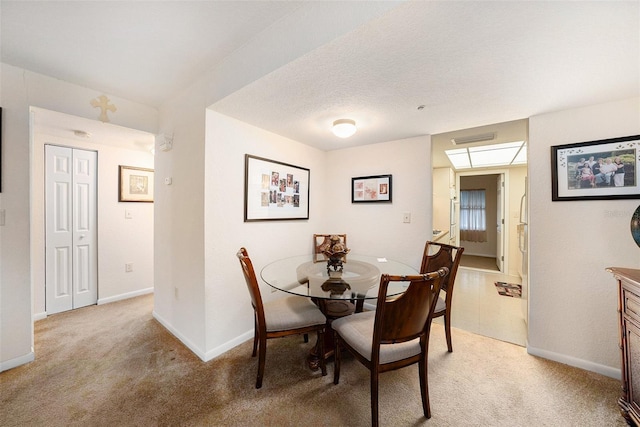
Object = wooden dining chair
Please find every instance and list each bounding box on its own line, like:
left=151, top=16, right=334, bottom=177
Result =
left=313, top=234, right=347, bottom=262
left=420, top=241, right=464, bottom=352
left=332, top=268, right=449, bottom=426
left=236, top=247, right=327, bottom=388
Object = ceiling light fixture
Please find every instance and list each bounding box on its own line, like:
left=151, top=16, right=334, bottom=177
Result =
left=332, top=119, right=357, bottom=138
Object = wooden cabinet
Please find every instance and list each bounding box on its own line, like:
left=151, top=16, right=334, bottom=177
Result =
left=608, top=267, right=640, bottom=426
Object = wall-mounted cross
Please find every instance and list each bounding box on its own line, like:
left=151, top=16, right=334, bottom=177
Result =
left=90, top=95, right=117, bottom=122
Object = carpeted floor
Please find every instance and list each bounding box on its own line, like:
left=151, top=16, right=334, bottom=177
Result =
left=0, top=294, right=627, bottom=426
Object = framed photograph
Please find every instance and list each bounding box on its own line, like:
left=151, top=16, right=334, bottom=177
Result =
left=118, top=165, right=154, bottom=202
left=551, top=134, right=640, bottom=201
left=351, top=174, right=392, bottom=203
left=244, top=154, right=309, bottom=221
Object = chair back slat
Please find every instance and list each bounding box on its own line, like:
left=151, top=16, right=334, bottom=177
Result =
left=373, top=269, right=448, bottom=345
left=420, top=241, right=464, bottom=292
left=236, top=247, right=265, bottom=321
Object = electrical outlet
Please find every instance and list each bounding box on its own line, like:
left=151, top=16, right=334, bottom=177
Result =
left=403, top=212, right=411, bottom=223
left=125, top=263, right=133, bottom=272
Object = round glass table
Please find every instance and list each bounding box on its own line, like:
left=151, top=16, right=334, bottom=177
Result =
left=260, top=254, right=419, bottom=370
left=260, top=254, right=419, bottom=301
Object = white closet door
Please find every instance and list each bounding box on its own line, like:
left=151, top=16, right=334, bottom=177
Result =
left=46, top=145, right=97, bottom=314
left=72, top=149, right=98, bottom=309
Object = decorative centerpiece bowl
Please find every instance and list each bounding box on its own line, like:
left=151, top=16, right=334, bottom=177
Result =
left=322, top=235, right=350, bottom=276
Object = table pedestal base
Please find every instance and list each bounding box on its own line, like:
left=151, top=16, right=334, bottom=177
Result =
left=307, top=299, right=355, bottom=371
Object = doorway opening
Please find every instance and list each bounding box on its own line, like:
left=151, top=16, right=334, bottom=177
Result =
left=458, top=173, right=504, bottom=272
left=431, top=119, right=528, bottom=346
left=30, top=107, right=155, bottom=320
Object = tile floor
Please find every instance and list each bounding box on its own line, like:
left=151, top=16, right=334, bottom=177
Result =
left=435, top=266, right=527, bottom=347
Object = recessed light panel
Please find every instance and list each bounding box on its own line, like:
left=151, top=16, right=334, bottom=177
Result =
left=445, top=141, right=526, bottom=170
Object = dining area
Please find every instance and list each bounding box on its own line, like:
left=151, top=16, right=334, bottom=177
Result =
left=236, top=235, right=463, bottom=426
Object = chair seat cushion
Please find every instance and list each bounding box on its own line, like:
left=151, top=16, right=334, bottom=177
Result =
left=332, top=311, right=421, bottom=364
left=434, top=295, right=445, bottom=313
left=264, top=296, right=326, bottom=332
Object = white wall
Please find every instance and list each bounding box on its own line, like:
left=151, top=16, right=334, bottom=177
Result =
left=31, top=121, right=155, bottom=318
left=150, top=0, right=409, bottom=362
left=0, top=63, right=158, bottom=371
left=528, top=97, right=640, bottom=377
left=324, top=136, right=432, bottom=269
left=153, top=78, right=208, bottom=358
left=203, top=111, right=328, bottom=359
left=200, top=116, right=432, bottom=360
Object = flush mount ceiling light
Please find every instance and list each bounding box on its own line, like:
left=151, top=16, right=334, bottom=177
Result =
left=332, top=119, right=357, bottom=138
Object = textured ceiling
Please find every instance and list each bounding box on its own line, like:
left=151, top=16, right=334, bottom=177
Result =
left=1, top=1, right=303, bottom=106
left=2, top=1, right=639, bottom=158
left=211, top=1, right=640, bottom=152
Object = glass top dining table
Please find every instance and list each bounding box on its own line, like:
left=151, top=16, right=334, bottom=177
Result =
left=260, top=254, right=419, bottom=301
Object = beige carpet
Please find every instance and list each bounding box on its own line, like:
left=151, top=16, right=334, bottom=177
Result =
left=0, top=294, right=626, bottom=426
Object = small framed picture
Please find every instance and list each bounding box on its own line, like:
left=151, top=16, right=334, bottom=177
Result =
left=351, top=174, right=392, bottom=203
left=118, top=165, right=154, bottom=202
left=551, top=135, right=640, bottom=201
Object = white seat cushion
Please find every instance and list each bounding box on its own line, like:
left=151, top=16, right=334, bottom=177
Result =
left=434, top=295, right=446, bottom=313
left=264, top=296, right=326, bottom=332
left=332, top=311, right=421, bottom=364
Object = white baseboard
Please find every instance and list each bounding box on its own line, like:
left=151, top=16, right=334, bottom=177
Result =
left=152, top=309, right=255, bottom=363
left=152, top=309, right=207, bottom=361
left=0, top=351, right=35, bottom=373
left=98, top=287, right=154, bottom=305
left=527, top=345, right=620, bottom=379
left=462, top=252, right=496, bottom=258
left=33, top=311, right=47, bottom=321
left=205, top=330, right=254, bottom=362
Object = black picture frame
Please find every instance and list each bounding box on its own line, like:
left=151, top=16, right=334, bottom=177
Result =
left=551, top=134, right=640, bottom=201
left=351, top=174, right=392, bottom=203
left=244, top=154, right=310, bottom=221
